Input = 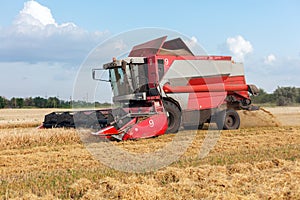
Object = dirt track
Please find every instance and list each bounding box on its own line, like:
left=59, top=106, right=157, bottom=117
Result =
left=0, top=107, right=300, bottom=199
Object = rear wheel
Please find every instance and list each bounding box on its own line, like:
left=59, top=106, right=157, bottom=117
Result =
left=216, top=109, right=240, bottom=130
left=163, top=100, right=181, bottom=133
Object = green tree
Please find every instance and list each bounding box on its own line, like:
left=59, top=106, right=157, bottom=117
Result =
left=24, top=97, right=34, bottom=107
left=251, top=88, right=275, bottom=104
left=33, top=97, right=47, bottom=108
left=273, top=86, right=298, bottom=106
left=0, top=96, right=7, bottom=108
left=297, top=88, right=300, bottom=103
left=46, top=97, right=60, bottom=108
left=10, top=97, right=17, bottom=108
left=16, top=98, right=24, bottom=108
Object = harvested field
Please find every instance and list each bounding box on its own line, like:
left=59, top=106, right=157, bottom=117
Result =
left=0, top=107, right=300, bottom=199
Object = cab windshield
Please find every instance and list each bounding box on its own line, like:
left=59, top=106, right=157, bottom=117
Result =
left=109, top=63, right=148, bottom=97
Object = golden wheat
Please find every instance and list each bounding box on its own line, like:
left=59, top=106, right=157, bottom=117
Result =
left=0, top=108, right=67, bottom=129
left=0, top=108, right=300, bottom=199
left=0, top=128, right=80, bottom=150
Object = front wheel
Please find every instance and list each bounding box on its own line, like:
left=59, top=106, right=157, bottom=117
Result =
left=163, top=100, right=181, bottom=133
left=216, top=109, right=240, bottom=130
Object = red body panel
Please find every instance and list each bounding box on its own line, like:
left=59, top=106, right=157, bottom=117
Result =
left=123, top=113, right=168, bottom=140
left=93, top=100, right=168, bottom=140
left=187, top=92, right=226, bottom=110
left=163, top=73, right=250, bottom=110
left=225, top=76, right=249, bottom=99
left=163, top=83, right=248, bottom=93
left=94, top=113, right=167, bottom=140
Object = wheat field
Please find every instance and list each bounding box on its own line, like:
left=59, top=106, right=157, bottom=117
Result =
left=0, top=107, right=300, bottom=199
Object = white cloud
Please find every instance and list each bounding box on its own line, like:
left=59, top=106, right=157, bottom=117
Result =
left=0, top=1, right=111, bottom=100
left=0, top=1, right=108, bottom=63
left=17, top=0, right=56, bottom=27
left=13, top=0, right=78, bottom=32
left=264, top=54, right=276, bottom=65
left=226, top=35, right=253, bottom=62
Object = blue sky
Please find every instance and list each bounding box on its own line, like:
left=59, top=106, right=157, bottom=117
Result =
left=0, top=0, right=299, bottom=101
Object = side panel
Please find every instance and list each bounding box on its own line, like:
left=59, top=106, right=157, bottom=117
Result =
left=162, top=60, right=232, bottom=80
left=161, top=59, right=231, bottom=110
left=159, top=58, right=250, bottom=111
left=187, top=91, right=226, bottom=110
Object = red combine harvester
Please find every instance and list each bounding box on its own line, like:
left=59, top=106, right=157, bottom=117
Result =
left=41, top=36, right=259, bottom=140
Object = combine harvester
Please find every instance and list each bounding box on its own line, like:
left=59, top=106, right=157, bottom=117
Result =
left=40, top=36, right=259, bottom=140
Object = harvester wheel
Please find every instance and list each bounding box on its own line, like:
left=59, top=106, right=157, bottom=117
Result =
left=216, top=109, right=240, bottom=130
left=163, top=100, right=181, bottom=133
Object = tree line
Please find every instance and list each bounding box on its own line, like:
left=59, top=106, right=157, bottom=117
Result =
left=0, top=96, right=111, bottom=109
left=0, top=86, right=299, bottom=108
left=251, top=86, right=300, bottom=106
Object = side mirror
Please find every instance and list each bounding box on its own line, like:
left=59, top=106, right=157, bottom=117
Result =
left=92, top=69, right=110, bottom=82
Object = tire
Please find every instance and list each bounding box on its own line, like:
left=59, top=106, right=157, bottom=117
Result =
left=216, top=109, right=240, bottom=130
left=163, top=100, right=181, bottom=133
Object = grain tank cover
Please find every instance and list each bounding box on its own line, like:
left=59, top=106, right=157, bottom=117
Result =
left=159, top=38, right=194, bottom=56
left=128, top=36, right=194, bottom=57
left=128, top=36, right=167, bottom=57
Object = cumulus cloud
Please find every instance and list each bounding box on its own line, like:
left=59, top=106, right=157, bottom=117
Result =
left=226, top=35, right=253, bottom=61
left=16, top=0, right=56, bottom=27
left=0, top=1, right=111, bottom=100
left=0, top=0, right=108, bottom=63
left=264, top=54, right=276, bottom=65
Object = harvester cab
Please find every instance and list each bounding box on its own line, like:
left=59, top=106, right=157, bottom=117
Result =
left=92, top=56, right=169, bottom=140
left=93, top=57, right=158, bottom=102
